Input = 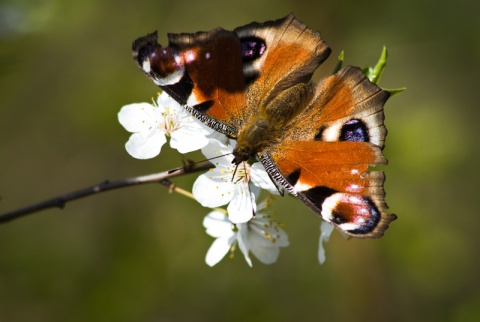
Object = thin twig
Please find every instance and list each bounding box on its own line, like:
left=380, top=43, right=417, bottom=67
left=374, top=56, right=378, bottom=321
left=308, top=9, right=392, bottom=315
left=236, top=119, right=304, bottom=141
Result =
left=0, top=161, right=213, bottom=225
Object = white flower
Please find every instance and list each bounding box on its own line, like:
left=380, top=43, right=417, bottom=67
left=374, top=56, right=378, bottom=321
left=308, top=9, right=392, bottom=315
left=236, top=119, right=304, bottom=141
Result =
left=118, top=92, right=213, bottom=159
left=193, top=138, right=278, bottom=223
left=318, top=221, right=334, bottom=264
left=203, top=200, right=289, bottom=267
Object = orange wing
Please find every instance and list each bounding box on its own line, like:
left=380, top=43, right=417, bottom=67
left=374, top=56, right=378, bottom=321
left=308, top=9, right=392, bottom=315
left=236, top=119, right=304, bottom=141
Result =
left=132, top=15, right=330, bottom=137
left=234, top=14, right=330, bottom=111
left=261, top=66, right=396, bottom=238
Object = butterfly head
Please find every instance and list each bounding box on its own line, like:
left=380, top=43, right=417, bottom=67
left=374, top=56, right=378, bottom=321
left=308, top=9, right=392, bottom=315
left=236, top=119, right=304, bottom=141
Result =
left=232, top=117, right=276, bottom=165
left=231, top=147, right=252, bottom=165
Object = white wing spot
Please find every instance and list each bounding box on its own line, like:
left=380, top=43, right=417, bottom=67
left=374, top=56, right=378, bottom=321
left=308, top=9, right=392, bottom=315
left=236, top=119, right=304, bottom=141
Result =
left=185, top=50, right=196, bottom=63
left=142, top=60, right=151, bottom=73
left=292, top=181, right=312, bottom=193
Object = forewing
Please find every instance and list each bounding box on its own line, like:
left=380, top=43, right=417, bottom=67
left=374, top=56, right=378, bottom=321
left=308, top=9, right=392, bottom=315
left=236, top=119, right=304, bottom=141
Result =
left=133, top=28, right=246, bottom=135
left=132, top=14, right=331, bottom=136
left=234, top=14, right=331, bottom=109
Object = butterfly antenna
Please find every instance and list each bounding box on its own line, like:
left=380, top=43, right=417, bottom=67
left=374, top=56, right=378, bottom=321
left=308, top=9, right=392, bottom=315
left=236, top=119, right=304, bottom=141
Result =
left=169, top=153, right=233, bottom=175
left=197, top=153, right=233, bottom=165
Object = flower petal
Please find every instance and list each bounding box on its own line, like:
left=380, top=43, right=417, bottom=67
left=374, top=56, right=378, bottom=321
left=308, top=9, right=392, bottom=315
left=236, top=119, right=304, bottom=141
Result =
left=271, top=225, right=290, bottom=247
left=156, top=91, right=177, bottom=112
left=318, top=221, right=334, bottom=264
left=246, top=215, right=289, bottom=264
left=201, top=137, right=236, bottom=160
left=249, top=242, right=281, bottom=265
left=170, top=118, right=212, bottom=153
left=250, top=162, right=280, bottom=194
left=125, top=129, right=166, bottom=159
left=193, top=171, right=235, bottom=208
left=227, top=183, right=256, bottom=223
left=118, top=103, right=159, bottom=133
left=249, top=218, right=290, bottom=248
left=236, top=224, right=253, bottom=267
left=203, top=210, right=234, bottom=238
left=205, top=236, right=235, bottom=267
left=207, top=131, right=230, bottom=144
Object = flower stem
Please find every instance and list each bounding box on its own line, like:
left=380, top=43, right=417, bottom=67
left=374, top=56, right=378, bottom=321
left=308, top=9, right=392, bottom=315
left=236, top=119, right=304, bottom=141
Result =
left=0, top=161, right=213, bottom=225
left=159, top=179, right=196, bottom=200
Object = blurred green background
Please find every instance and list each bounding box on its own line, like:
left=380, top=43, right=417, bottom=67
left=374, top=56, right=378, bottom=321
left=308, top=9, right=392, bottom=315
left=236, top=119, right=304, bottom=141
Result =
left=0, top=0, right=478, bottom=321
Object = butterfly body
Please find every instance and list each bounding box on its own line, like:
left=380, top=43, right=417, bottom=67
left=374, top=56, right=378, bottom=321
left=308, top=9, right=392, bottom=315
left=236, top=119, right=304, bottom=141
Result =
left=233, top=82, right=312, bottom=164
left=132, top=14, right=396, bottom=238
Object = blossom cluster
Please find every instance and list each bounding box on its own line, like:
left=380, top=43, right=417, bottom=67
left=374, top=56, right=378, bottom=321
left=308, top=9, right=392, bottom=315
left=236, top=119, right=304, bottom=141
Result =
left=118, top=92, right=333, bottom=266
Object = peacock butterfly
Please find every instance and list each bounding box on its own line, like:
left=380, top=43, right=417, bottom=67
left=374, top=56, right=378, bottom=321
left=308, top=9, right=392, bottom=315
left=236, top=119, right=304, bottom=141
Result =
left=131, top=14, right=396, bottom=238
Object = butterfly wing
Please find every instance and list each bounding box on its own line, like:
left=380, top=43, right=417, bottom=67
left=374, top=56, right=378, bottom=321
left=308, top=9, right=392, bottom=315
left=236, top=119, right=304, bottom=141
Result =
left=132, top=14, right=330, bottom=137
left=132, top=28, right=244, bottom=135
left=132, top=17, right=395, bottom=237
left=261, top=66, right=396, bottom=238
left=234, top=14, right=331, bottom=110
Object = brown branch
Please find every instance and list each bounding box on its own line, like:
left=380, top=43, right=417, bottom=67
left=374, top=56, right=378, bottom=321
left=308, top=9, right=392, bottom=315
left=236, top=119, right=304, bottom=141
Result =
left=0, top=161, right=213, bottom=225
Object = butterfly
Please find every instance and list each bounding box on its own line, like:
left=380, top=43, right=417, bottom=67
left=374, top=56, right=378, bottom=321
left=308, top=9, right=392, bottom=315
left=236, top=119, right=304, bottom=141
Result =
left=131, top=14, right=396, bottom=238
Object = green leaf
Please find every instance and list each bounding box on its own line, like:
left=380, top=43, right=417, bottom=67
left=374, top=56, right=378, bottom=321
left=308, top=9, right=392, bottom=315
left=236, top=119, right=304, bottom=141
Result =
left=385, top=87, right=406, bottom=97
left=365, top=46, right=387, bottom=84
